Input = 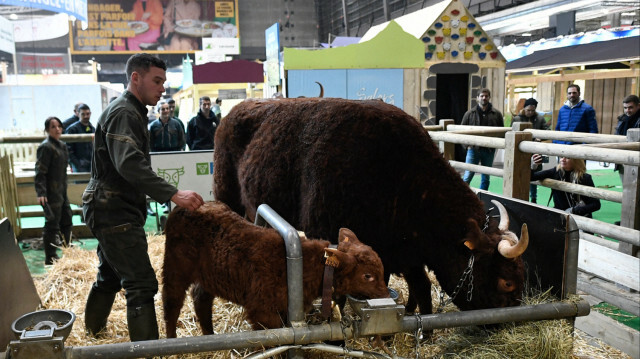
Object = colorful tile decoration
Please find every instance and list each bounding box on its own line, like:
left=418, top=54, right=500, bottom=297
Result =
left=473, top=44, right=481, bottom=52
left=425, top=52, right=433, bottom=59
left=464, top=51, right=473, bottom=59
left=474, top=30, right=482, bottom=36
left=451, top=34, right=460, bottom=40
left=451, top=9, right=460, bottom=15
left=428, top=44, right=437, bottom=51
left=435, top=22, right=443, bottom=28
left=451, top=50, right=459, bottom=57
left=443, top=42, right=451, bottom=51
left=451, top=19, right=460, bottom=28
left=466, top=37, right=474, bottom=44
left=459, top=28, right=467, bottom=35
left=460, top=15, right=468, bottom=22
left=428, top=29, right=437, bottom=36
left=490, top=52, right=498, bottom=59
left=458, top=42, right=466, bottom=51
left=479, top=37, right=488, bottom=43
left=479, top=52, right=487, bottom=59
left=468, top=23, right=476, bottom=29
left=436, top=51, right=445, bottom=59
left=435, top=36, right=444, bottom=44
left=443, top=28, right=451, bottom=36
left=441, top=15, right=450, bottom=22
left=422, top=36, right=431, bottom=42
left=485, top=44, right=493, bottom=51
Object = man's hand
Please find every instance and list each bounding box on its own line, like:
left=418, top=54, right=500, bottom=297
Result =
left=171, top=190, right=204, bottom=211
left=38, top=196, right=47, bottom=206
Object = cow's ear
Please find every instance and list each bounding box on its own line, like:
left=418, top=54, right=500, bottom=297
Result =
left=325, top=247, right=356, bottom=270
left=463, top=218, right=481, bottom=250
left=338, top=228, right=361, bottom=245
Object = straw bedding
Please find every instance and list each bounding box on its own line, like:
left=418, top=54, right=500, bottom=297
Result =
left=32, top=234, right=630, bottom=358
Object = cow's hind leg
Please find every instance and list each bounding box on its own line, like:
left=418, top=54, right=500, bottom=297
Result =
left=162, top=273, right=191, bottom=338
left=191, top=284, right=215, bottom=335
left=404, top=266, right=432, bottom=315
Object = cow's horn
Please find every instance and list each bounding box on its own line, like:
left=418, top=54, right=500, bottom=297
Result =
left=498, top=223, right=529, bottom=258
left=315, top=81, right=324, bottom=98
left=491, top=200, right=509, bottom=231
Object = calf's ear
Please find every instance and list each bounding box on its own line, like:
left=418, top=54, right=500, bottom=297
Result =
left=325, top=248, right=356, bottom=270
left=338, top=228, right=362, bottom=245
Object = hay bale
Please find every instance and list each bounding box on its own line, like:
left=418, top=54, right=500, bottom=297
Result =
left=32, top=235, right=631, bottom=358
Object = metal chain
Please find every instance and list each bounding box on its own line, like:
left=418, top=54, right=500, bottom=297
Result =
left=414, top=313, right=423, bottom=359
left=437, top=254, right=475, bottom=312
left=340, top=314, right=353, bottom=355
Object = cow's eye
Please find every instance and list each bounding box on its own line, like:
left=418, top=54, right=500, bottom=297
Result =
left=497, top=278, right=515, bottom=293
left=363, top=273, right=374, bottom=282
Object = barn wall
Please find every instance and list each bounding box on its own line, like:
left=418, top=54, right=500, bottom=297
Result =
left=583, top=78, right=633, bottom=135
left=480, top=67, right=506, bottom=116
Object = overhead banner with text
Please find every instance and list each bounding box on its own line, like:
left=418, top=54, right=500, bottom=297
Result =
left=69, top=0, right=239, bottom=54
left=0, top=0, right=88, bottom=21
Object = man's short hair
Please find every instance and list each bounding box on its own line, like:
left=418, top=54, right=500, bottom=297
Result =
left=568, top=84, right=581, bottom=93
left=125, top=53, right=167, bottom=83
left=215, top=97, right=222, bottom=104
left=623, top=94, right=639, bottom=105
left=167, top=98, right=176, bottom=104
left=78, top=103, right=90, bottom=111
left=199, top=96, right=211, bottom=105
left=479, top=88, right=491, bottom=97
left=74, top=102, right=85, bottom=111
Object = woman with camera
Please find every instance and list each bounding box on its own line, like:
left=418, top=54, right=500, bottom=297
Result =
left=530, top=155, right=601, bottom=218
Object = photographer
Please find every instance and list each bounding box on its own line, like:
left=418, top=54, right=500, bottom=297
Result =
left=530, top=154, right=601, bottom=217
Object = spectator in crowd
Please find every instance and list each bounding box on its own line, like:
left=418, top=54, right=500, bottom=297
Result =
left=461, top=88, right=504, bottom=190
left=149, top=100, right=186, bottom=152
left=167, top=98, right=186, bottom=140
left=65, top=103, right=94, bottom=173
left=61, top=102, right=84, bottom=130
left=82, top=53, right=203, bottom=343
left=614, top=94, right=640, bottom=180
left=553, top=84, right=598, bottom=144
left=186, top=96, right=218, bottom=151
left=212, top=97, right=222, bottom=121
left=531, top=154, right=601, bottom=218
left=35, top=116, right=73, bottom=265
left=514, top=98, right=549, bottom=203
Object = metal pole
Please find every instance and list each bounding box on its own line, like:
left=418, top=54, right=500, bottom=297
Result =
left=254, top=204, right=304, bottom=359
left=62, top=299, right=590, bottom=359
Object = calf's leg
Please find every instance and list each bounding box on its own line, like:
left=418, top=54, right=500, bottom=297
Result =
left=404, top=266, right=433, bottom=315
left=191, top=284, right=215, bottom=335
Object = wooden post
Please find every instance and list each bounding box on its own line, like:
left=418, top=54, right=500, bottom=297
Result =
left=619, top=128, right=639, bottom=258
left=439, top=119, right=455, bottom=161
left=503, top=130, right=533, bottom=200
left=512, top=121, right=532, bottom=131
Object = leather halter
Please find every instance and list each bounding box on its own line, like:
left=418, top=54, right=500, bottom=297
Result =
left=321, top=244, right=338, bottom=320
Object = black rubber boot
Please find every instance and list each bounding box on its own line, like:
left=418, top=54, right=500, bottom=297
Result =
left=127, top=303, right=159, bottom=342
left=43, top=232, right=60, bottom=265
left=85, top=287, right=117, bottom=337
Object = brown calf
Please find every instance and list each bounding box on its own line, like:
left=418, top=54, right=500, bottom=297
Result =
left=162, top=201, right=389, bottom=337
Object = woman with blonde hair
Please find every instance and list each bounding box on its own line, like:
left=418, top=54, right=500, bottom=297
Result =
left=530, top=155, right=601, bottom=217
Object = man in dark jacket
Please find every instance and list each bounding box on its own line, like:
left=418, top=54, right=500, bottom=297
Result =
left=461, top=88, right=504, bottom=190
left=186, top=96, right=218, bottom=150
left=61, top=102, right=84, bottom=130
left=65, top=104, right=94, bottom=172
left=82, top=53, right=203, bottom=343
left=614, top=94, right=640, bottom=178
left=149, top=100, right=186, bottom=152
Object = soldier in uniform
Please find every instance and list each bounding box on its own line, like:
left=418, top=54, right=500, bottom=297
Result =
left=82, top=53, right=203, bottom=342
left=35, top=116, right=73, bottom=265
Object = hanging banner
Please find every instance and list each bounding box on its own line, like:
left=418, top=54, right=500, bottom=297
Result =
left=265, top=22, right=280, bottom=86
left=69, top=0, right=239, bottom=54
left=0, top=15, right=15, bottom=55
left=0, top=0, right=88, bottom=22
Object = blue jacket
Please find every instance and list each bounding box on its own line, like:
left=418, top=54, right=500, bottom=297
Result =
left=553, top=100, right=597, bottom=144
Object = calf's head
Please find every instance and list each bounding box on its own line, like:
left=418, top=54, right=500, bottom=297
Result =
left=327, top=228, right=390, bottom=300
left=459, top=200, right=529, bottom=311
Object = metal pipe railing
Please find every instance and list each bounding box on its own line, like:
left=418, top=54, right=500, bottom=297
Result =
left=254, top=204, right=305, bottom=359
left=63, top=299, right=590, bottom=359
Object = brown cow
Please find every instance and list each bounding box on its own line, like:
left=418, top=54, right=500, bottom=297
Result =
left=162, top=201, right=389, bottom=337
left=213, top=98, right=529, bottom=315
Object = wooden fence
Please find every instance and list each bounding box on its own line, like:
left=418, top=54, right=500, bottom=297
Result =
left=427, top=122, right=640, bottom=358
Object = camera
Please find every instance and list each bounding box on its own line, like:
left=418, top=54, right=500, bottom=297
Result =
left=541, top=155, right=549, bottom=163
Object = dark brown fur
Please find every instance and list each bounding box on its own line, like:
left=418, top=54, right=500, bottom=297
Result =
left=162, top=201, right=388, bottom=337
left=213, top=98, right=526, bottom=315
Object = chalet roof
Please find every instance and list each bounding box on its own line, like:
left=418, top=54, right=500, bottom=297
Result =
left=506, top=36, right=640, bottom=73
